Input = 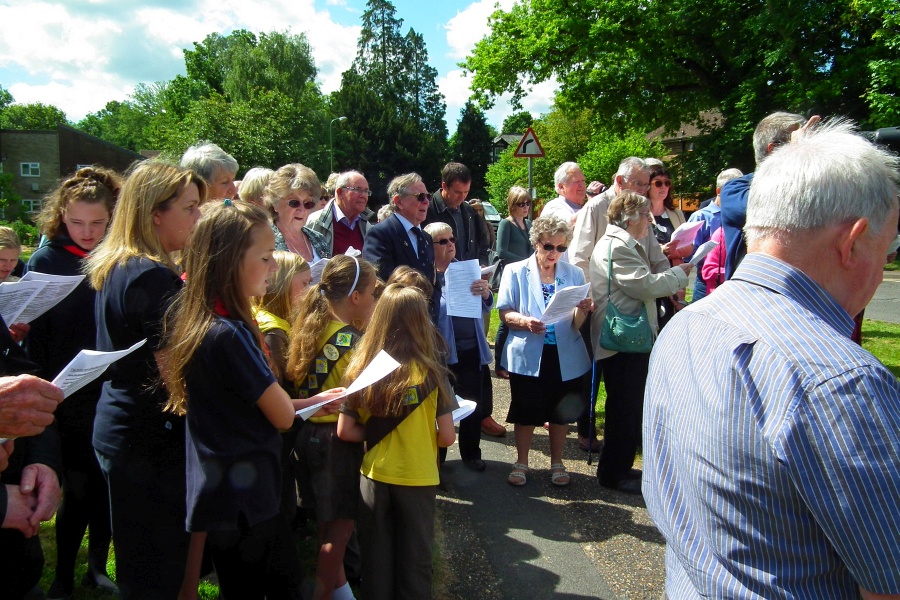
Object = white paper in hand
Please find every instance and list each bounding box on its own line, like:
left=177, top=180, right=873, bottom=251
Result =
left=669, top=221, right=703, bottom=249
left=689, top=240, right=718, bottom=266
left=540, top=283, right=590, bottom=324
left=52, top=339, right=147, bottom=399
left=452, top=397, right=477, bottom=424
left=295, top=349, right=401, bottom=420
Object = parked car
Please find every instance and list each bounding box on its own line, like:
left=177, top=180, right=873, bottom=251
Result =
left=482, top=202, right=501, bottom=233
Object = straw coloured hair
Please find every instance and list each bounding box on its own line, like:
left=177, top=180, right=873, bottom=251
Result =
left=263, top=163, right=322, bottom=222
left=385, top=265, right=434, bottom=299
left=86, top=160, right=208, bottom=290
left=161, top=200, right=272, bottom=415
left=286, top=254, right=376, bottom=385
left=506, top=186, right=530, bottom=213
left=342, top=283, right=452, bottom=417
left=37, top=166, right=122, bottom=239
left=253, top=251, right=308, bottom=322
left=0, top=226, right=20, bottom=251
left=238, top=167, right=274, bottom=206
left=608, top=191, right=650, bottom=229
left=529, top=215, right=572, bottom=246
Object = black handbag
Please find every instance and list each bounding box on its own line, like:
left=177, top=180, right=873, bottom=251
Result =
left=599, top=244, right=654, bottom=353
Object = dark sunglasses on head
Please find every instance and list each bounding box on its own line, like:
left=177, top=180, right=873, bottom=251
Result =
left=406, top=192, right=430, bottom=203
left=541, top=243, right=568, bottom=253
left=287, top=199, right=317, bottom=210
left=652, top=179, right=672, bottom=188
left=433, top=237, right=456, bottom=246
left=515, top=201, right=531, bottom=208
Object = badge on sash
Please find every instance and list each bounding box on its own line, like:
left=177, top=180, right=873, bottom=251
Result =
left=335, top=333, right=353, bottom=347
left=323, top=344, right=340, bottom=360
left=316, top=358, right=329, bottom=374
left=307, top=374, right=319, bottom=389
left=402, top=386, right=420, bottom=406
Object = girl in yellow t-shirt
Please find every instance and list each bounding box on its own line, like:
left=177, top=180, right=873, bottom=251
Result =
left=286, top=255, right=377, bottom=600
left=337, top=283, right=457, bottom=600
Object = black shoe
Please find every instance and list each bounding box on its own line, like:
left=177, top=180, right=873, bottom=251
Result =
left=45, top=580, right=71, bottom=600
left=463, top=458, right=486, bottom=472
left=599, top=477, right=642, bottom=495
left=83, top=570, right=119, bottom=594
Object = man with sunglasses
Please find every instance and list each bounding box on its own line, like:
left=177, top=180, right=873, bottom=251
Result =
left=423, top=162, right=490, bottom=266
left=307, top=170, right=376, bottom=256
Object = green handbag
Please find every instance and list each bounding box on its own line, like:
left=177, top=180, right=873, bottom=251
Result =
left=599, top=244, right=654, bottom=353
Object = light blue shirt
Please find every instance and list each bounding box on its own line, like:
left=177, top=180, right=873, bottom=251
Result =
left=394, top=213, right=420, bottom=254
left=644, top=253, right=900, bottom=598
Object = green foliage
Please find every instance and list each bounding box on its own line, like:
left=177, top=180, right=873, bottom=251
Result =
left=451, top=102, right=493, bottom=195
left=6, top=219, right=39, bottom=246
left=578, top=131, right=668, bottom=186
left=0, top=85, right=13, bottom=111
left=0, top=102, right=68, bottom=130
left=501, top=111, right=534, bottom=135
left=0, top=173, right=20, bottom=217
left=465, top=0, right=900, bottom=191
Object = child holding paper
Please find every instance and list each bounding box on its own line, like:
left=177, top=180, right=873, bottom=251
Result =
left=337, top=283, right=457, bottom=600
left=286, top=254, right=377, bottom=600
left=161, top=200, right=343, bottom=599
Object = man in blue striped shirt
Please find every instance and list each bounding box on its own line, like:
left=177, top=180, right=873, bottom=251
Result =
left=644, top=119, right=900, bottom=599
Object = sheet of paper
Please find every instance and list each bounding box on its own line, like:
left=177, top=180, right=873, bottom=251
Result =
left=445, top=259, right=482, bottom=319
left=480, top=263, right=497, bottom=276
left=51, top=339, right=147, bottom=399
left=309, top=259, right=329, bottom=284
left=295, top=349, right=401, bottom=420
left=0, top=280, right=47, bottom=325
left=452, top=398, right=477, bottom=423
left=15, top=271, right=85, bottom=323
left=669, top=221, right=704, bottom=249
left=344, top=246, right=362, bottom=257
left=540, top=283, right=590, bottom=325
left=689, top=240, right=718, bottom=266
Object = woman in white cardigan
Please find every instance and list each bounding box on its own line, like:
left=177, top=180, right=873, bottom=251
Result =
left=497, top=215, right=593, bottom=488
left=589, top=191, right=692, bottom=495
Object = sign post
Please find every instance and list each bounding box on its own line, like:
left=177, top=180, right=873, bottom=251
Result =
left=513, top=127, right=546, bottom=202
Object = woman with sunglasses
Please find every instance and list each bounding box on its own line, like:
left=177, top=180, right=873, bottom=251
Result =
left=496, top=215, right=592, bottom=487
left=264, top=163, right=330, bottom=263
left=647, top=164, right=690, bottom=327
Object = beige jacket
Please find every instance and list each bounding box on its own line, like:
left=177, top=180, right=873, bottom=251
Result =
left=589, top=225, right=688, bottom=359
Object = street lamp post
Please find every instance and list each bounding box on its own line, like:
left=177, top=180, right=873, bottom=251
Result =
left=330, top=116, right=347, bottom=172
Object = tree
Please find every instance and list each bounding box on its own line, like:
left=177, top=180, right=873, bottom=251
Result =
left=0, top=103, right=68, bottom=130
left=452, top=102, right=493, bottom=195
left=465, top=0, right=900, bottom=184
left=501, top=111, right=533, bottom=134
left=0, top=86, right=13, bottom=112
left=77, top=100, right=153, bottom=152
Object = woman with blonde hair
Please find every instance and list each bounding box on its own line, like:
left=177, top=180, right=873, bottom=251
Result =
left=85, top=159, right=206, bottom=599
left=264, top=163, right=330, bottom=263
left=0, top=227, right=22, bottom=282
left=28, top=166, right=122, bottom=598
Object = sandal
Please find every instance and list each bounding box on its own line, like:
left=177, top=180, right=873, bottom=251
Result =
left=550, top=463, right=570, bottom=487
left=508, top=463, right=529, bottom=486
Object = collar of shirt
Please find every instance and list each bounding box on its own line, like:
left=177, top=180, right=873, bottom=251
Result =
left=731, top=253, right=855, bottom=338
left=333, top=202, right=360, bottom=229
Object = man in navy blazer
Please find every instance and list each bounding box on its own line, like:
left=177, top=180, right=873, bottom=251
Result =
left=363, top=172, right=439, bottom=318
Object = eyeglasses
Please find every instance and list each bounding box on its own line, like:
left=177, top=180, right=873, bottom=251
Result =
left=403, top=192, right=430, bottom=203
left=433, top=237, right=456, bottom=246
left=541, top=243, right=568, bottom=253
left=652, top=180, right=672, bottom=188
left=320, top=195, right=330, bottom=202
left=344, top=186, right=372, bottom=197
left=515, top=202, right=531, bottom=208
left=287, top=199, right=316, bottom=210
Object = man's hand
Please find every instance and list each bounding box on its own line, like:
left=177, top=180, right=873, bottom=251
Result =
left=20, top=463, right=60, bottom=527
left=7, top=323, right=29, bottom=343
left=0, top=375, right=64, bottom=438
left=2, top=483, right=38, bottom=537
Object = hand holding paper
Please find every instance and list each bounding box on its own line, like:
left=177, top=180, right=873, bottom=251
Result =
left=540, top=283, right=590, bottom=325
left=295, top=350, right=401, bottom=420
left=689, top=240, right=718, bottom=266
left=669, top=221, right=704, bottom=250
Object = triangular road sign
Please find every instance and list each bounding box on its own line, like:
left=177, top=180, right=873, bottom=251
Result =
left=513, top=127, right=546, bottom=158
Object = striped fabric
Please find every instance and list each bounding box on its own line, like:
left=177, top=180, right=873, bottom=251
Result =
left=643, top=253, right=900, bottom=599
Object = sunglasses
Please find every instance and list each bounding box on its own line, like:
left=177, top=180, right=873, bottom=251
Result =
left=320, top=195, right=330, bottom=202
left=287, top=199, right=316, bottom=210
left=652, top=180, right=672, bottom=188
left=541, top=243, right=568, bottom=253
left=433, top=237, right=456, bottom=246
left=515, top=202, right=531, bottom=208
left=405, top=192, right=430, bottom=203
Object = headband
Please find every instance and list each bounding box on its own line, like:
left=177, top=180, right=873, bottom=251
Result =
left=347, top=256, right=360, bottom=297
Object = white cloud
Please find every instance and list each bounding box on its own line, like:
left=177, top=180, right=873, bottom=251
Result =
left=444, top=0, right=516, bottom=60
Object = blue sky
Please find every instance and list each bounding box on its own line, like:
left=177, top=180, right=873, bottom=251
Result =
left=0, top=0, right=556, bottom=132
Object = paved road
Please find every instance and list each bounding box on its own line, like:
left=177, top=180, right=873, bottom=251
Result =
left=864, top=270, right=900, bottom=323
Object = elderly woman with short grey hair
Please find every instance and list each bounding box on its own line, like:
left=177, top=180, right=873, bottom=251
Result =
left=264, top=163, right=330, bottom=263
left=497, top=215, right=593, bottom=488
left=179, top=141, right=238, bottom=201
left=589, top=190, right=692, bottom=495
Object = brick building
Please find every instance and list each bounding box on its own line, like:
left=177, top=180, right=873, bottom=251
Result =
left=0, top=124, right=144, bottom=215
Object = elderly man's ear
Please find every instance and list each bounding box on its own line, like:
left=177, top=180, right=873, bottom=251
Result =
left=837, top=218, right=871, bottom=268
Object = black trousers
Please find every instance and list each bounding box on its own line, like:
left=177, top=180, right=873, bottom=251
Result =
left=597, top=351, right=650, bottom=485
left=449, top=347, right=485, bottom=461
left=0, top=529, right=43, bottom=599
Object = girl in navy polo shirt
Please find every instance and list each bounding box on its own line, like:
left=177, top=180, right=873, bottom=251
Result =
left=162, top=200, right=344, bottom=600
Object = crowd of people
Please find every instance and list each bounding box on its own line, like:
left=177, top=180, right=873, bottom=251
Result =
left=0, top=111, right=898, bottom=600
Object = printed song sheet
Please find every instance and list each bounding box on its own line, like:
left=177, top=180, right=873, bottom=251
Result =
left=445, top=259, right=483, bottom=319
left=540, top=283, right=590, bottom=325
left=296, top=349, right=401, bottom=420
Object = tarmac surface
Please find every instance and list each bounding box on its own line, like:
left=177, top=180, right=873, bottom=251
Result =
left=436, top=371, right=664, bottom=600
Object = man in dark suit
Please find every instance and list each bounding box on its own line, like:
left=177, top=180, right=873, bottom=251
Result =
left=423, top=162, right=490, bottom=265
left=363, top=173, right=439, bottom=319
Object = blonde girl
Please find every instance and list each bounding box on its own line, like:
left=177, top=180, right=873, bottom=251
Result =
left=337, top=284, right=456, bottom=600
left=0, top=226, right=22, bottom=282
left=286, top=254, right=378, bottom=600
left=162, top=200, right=342, bottom=599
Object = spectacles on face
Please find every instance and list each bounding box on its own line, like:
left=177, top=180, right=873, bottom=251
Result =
left=433, top=237, right=456, bottom=246
left=287, top=199, right=316, bottom=210
left=652, top=179, right=672, bottom=188
left=404, top=192, right=430, bottom=203
left=515, top=201, right=531, bottom=208
left=344, top=186, right=372, bottom=197
left=541, top=243, right=568, bottom=253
